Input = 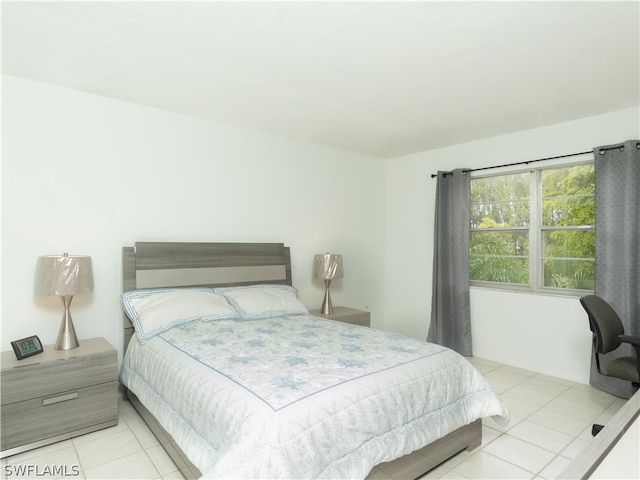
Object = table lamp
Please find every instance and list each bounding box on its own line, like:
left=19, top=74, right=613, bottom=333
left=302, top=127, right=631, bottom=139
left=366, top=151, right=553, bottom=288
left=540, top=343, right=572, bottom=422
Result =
left=34, top=253, right=94, bottom=350
left=313, top=253, right=343, bottom=315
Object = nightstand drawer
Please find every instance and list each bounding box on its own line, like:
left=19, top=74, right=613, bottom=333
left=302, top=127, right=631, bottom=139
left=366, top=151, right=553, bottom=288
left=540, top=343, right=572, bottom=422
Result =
left=1, top=349, right=117, bottom=405
left=1, top=381, right=118, bottom=450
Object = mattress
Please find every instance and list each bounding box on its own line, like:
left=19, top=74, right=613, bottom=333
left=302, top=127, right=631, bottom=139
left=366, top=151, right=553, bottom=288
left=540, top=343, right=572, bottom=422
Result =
left=120, top=315, right=508, bottom=479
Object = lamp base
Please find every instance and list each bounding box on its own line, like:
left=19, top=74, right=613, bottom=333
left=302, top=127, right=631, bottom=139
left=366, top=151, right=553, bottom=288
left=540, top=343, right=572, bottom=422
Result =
left=55, top=296, right=79, bottom=350
left=320, top=279, right=334, bottom=315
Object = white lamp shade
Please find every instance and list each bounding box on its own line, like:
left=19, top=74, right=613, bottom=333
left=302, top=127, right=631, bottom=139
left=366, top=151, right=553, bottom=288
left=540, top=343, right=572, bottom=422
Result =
left=35, top=254, right=94, bottom=296
left=313, top=253, right=343, bottom=280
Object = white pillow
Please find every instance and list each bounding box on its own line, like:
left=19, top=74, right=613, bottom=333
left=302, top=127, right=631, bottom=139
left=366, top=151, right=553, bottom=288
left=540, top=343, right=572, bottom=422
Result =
left=121, top=288, right=238, bottom=342
left=215, top=285, right=308, bottom=319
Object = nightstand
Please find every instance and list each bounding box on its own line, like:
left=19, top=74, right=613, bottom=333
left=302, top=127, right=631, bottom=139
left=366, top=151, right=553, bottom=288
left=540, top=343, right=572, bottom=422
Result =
left=1, top=337, right=118, bottom=458
left=310, top=306, right=371, bottom=327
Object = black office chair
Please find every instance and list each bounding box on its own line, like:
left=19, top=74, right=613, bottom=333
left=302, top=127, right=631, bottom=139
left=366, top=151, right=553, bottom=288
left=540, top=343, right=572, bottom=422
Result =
left=580, top=294, right=640, bottom=435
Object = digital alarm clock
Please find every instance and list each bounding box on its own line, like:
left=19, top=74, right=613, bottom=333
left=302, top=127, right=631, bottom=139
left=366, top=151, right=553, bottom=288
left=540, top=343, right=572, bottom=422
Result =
left=11, top=335, right=44, bottom=360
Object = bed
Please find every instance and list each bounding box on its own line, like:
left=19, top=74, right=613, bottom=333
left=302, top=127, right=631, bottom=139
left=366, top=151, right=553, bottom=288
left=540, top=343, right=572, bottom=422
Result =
left=119, top=242, right=508, bottom=479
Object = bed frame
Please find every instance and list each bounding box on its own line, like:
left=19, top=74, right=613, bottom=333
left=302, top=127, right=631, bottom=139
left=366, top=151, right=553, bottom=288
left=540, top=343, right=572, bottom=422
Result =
left=121, top=241, right=481, bottom=479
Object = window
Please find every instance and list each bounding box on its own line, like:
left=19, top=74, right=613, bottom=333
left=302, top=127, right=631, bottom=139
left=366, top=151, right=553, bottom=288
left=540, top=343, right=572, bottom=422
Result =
left=470, top=162, right=595, bottom=293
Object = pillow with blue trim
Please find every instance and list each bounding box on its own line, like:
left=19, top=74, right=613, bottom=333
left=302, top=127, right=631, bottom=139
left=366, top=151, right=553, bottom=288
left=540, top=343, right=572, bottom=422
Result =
left=122, top=288, right=238, bottom=342
left=215, top=284, right=308, bottom=319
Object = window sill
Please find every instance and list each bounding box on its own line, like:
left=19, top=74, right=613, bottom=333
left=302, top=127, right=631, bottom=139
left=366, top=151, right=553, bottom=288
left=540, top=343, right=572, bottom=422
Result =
left=469, top=283, right=592, bottom=298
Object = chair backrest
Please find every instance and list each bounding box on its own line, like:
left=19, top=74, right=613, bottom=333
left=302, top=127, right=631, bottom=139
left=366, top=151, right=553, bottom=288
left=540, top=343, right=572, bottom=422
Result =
left=580, top=295, right=625, bottom=354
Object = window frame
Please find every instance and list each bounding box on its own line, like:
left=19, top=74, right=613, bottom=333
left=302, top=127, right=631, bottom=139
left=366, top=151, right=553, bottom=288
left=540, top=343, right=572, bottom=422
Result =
left=469, top=157, right=595, bottom=296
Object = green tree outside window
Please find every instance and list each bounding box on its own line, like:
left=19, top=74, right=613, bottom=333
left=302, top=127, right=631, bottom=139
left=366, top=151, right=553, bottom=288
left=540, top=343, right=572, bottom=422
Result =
left=470, top=164, right=594, bottom=292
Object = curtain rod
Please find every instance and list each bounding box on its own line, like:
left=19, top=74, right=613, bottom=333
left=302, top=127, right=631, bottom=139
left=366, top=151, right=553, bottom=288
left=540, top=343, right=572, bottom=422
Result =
left=429, top=144, right=628, bottom=179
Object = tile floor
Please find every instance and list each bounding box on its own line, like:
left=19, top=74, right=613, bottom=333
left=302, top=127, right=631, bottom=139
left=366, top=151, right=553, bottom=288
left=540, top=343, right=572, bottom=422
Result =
left=1, top=357, right=626, bottom=480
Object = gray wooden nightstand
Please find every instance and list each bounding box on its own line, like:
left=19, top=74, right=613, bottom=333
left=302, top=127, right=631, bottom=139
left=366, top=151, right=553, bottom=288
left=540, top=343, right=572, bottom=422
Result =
left=1, top=337, right=118, bottom=458
left=310, top=306, right=371, bottom=327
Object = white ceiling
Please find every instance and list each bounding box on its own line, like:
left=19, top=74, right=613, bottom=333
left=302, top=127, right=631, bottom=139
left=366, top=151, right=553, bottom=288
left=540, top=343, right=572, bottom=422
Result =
left=2, top=1, right=639, bottom=158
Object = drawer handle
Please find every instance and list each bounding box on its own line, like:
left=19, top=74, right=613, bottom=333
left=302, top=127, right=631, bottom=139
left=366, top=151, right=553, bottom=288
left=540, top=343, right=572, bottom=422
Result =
left=43, top=392, right=79, bottom=406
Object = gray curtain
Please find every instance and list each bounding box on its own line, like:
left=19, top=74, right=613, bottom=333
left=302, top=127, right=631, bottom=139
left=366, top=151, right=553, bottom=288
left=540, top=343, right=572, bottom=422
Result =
left=427, top=169, right=472, bottom=356
left=591, top=140, right=640, bottom=398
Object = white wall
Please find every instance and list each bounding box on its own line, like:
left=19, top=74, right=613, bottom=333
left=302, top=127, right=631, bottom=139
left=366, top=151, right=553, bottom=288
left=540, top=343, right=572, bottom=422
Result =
left=385, top=107, right=640, bottom=383
left=4, top=74, right=638, bottom=385
left=1, top=75, right=386, bottom=361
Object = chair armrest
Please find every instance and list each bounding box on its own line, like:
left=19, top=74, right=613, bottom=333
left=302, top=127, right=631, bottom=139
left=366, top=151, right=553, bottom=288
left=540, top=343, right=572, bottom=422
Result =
left=620, top=335, right=640, bottom=387
left=619, top=335, right=640, bottom=347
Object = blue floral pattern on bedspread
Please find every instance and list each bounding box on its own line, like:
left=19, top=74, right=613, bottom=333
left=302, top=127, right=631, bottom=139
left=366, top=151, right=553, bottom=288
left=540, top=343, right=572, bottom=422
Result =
left=159, top=315, right=448, bottom=411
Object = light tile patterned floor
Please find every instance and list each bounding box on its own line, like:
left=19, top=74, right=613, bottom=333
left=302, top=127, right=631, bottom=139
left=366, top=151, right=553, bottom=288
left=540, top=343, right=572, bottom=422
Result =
left=2, top=358, right=625, bottom=480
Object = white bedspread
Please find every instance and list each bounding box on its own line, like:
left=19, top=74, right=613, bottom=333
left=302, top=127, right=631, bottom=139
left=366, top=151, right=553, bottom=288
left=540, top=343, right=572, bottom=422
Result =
left=120, top=315, right=508, bottom=479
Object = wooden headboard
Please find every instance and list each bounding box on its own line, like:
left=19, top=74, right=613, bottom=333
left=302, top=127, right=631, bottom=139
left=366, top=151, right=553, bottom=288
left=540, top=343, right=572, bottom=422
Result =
left=122, top=242, right=292, bottom=347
